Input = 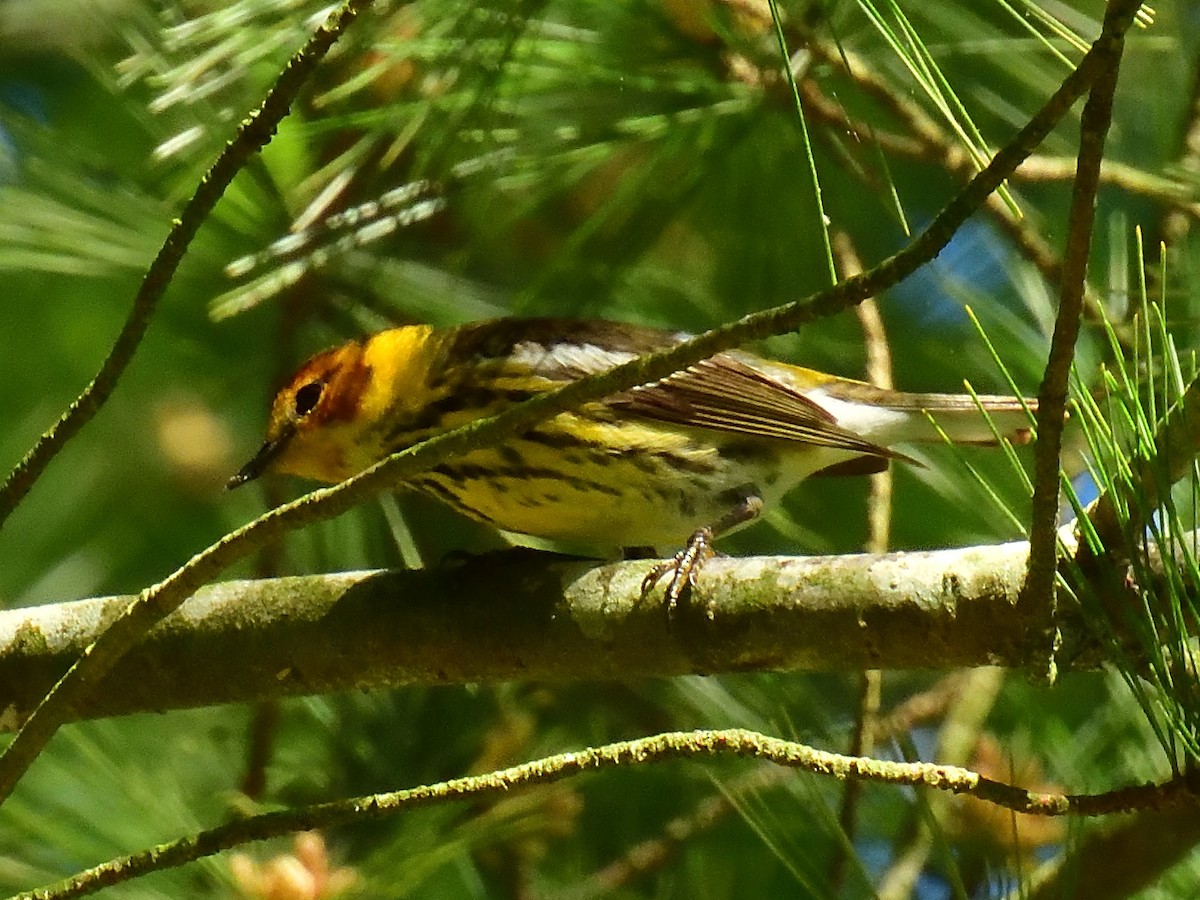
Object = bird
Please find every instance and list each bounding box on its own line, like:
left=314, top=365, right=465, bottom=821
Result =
left=229, top=317, right=1036, bottom=605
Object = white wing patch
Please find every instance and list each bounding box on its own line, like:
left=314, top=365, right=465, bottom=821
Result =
left=508, top=340, right=640, bottom=379
left=807, top=389, right=913, bottom=442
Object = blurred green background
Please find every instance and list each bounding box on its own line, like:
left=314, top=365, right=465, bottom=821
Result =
left=1, top=0, right=1198, bottom=897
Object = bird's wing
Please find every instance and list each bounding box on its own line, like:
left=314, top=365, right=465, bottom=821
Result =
left=610, top=354, right=902, bottom=459
left=444, top=319, right=903, bottom=459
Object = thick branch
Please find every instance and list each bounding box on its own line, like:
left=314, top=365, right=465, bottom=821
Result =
left=0, top=541, right=1071, bottom=730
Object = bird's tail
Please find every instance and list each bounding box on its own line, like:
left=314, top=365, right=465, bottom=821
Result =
left=817, top=381, right=1038, bottom=447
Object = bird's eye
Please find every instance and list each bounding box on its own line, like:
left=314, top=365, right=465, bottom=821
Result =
left=293, top=381, right=324, bottom=417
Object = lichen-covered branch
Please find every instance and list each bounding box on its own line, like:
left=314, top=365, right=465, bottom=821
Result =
left=16, top=727, right=1199, bottom=900
left=0, top=539, right=1075, bottom=730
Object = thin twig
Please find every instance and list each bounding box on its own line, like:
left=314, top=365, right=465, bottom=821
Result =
left=15, top=727, right=1199, bottom=900
left=1020, top=0, right=1133, bottom=684
left=852, top=307, right=895, bottom=548
left=495, top=657, right=959, bottom=900
left=807, top=41, right=1195, bottom=213
left=559, top=673, right=972, bottom=898
left=1017, top=157, right=1198, bottom=214
left=0, top=2, right=1144, bottom=810
left=834, top=670, right=882, bottom=881
left=831, top=230, right=891, bottom=892
left=876, top=668, right=1006, bottom=900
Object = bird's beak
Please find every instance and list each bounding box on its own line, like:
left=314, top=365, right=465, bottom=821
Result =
left=226, top=429, right=292, bottom=490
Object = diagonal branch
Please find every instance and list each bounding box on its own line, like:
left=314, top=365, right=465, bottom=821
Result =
left=832, top=230, right=892, bottom=893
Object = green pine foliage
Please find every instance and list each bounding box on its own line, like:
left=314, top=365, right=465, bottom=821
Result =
left=2, top=0, right=1199, bottom=897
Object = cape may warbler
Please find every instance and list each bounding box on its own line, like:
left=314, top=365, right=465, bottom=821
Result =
left=230, top=318, right=1035, bottom=603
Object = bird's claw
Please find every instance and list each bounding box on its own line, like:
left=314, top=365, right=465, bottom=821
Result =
left=640, top=527, right=718, bottom=617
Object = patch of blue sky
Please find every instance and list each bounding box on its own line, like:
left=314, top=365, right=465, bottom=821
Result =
left=890, top=215, right=1018, bottom=326
left=1070, top=470, right=1099, bottom=512
left=0, top=80, right=50, bottom=182
left=857, top=839, right=954, bottom=900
